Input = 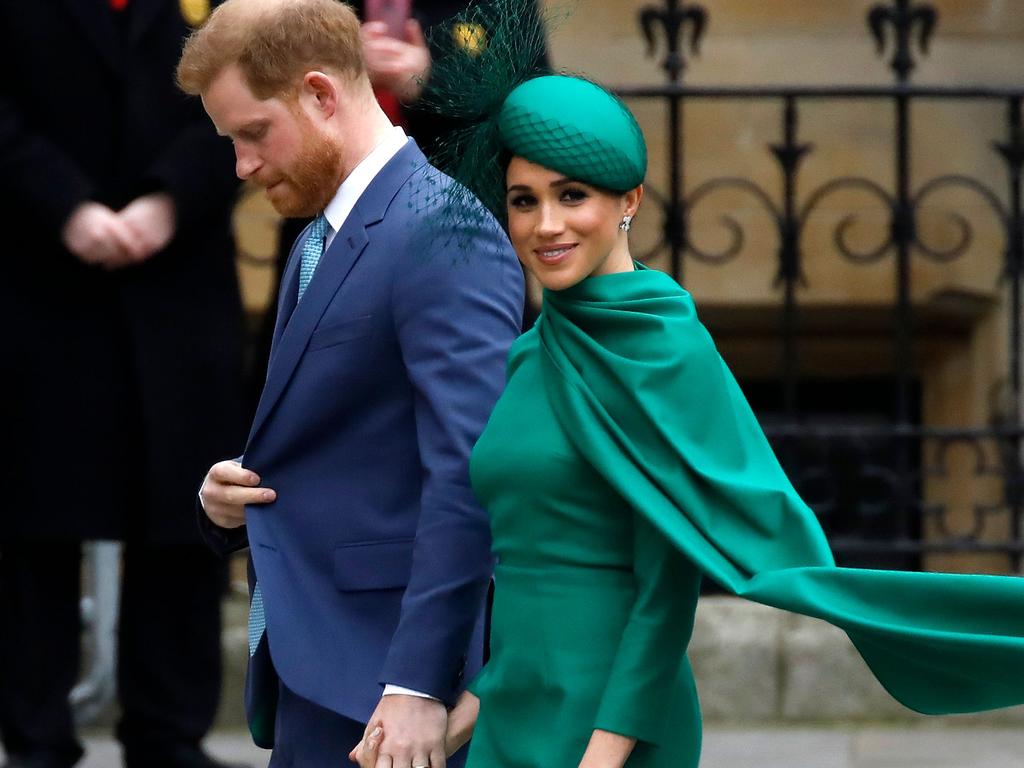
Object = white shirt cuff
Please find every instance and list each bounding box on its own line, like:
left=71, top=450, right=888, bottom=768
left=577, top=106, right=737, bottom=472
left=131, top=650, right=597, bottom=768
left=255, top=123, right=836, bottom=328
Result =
left=382, top=684, right=439, bottom=700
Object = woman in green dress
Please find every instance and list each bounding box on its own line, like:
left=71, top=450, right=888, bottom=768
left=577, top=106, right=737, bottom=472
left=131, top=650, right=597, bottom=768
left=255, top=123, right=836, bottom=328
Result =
left=351, top=21, right=1024, bottom=768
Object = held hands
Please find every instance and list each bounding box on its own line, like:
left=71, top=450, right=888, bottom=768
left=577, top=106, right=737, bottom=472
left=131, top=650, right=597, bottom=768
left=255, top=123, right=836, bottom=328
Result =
left=350, top=692, right=480, bottom=768
left=62, top=193, right=176, bottom=269
left=360, top=19, right=431, bottom=103
left=349, top=694, right=448, bottom=768
left=199, top=460, right=277, bottom=530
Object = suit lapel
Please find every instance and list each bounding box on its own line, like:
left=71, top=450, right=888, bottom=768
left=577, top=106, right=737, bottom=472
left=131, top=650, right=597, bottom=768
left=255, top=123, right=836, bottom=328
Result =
left=246, top=141, right=427, bottom=448
left=59, top=0, right=122, bottom=75
left=261, top=240, right=303, bottom=378
left=247, top=221, right=369, bottom=446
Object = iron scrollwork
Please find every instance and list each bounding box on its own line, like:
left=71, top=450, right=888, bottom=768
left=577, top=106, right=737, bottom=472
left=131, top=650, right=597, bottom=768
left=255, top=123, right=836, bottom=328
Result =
left=639, top=0, right=707, bottom=82
left=867, top=0, right=939, bottom=83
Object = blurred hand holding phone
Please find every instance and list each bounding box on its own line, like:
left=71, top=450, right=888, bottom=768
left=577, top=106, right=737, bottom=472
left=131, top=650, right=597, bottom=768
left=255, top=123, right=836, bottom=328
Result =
left=364, top=0, right=412, bottom=39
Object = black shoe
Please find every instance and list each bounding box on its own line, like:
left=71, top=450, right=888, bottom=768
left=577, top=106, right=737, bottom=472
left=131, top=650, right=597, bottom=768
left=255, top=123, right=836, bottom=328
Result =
left=123, top=745, right=251, bottom=768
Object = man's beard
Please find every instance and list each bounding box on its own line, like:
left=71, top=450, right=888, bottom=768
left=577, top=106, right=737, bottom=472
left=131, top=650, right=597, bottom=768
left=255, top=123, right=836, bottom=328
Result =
left=265, top=119, right=343, bottom=218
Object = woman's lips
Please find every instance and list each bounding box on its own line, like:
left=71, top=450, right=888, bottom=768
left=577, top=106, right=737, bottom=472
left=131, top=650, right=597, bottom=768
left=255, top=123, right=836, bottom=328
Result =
left=534, top=243, right=578, bottom=266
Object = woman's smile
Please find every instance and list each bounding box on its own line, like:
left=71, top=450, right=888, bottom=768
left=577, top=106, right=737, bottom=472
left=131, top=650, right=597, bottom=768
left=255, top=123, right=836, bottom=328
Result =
left=533, top=242, right=578, bottom=265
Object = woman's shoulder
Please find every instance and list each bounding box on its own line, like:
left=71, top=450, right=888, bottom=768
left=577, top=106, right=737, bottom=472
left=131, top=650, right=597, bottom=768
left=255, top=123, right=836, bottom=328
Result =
left=506, top=324, right=541, bottom=377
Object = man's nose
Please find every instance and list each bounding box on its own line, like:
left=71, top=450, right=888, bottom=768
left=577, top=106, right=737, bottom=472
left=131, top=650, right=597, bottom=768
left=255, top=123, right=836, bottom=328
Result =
left=235, top=146, right=261, bottom=180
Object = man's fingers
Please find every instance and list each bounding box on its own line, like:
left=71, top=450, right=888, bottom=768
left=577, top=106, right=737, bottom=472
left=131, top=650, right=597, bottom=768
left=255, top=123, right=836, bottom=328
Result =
left=430, top=747, right=446, bottom=768
left=223, top=485, right=277, bottom=506
left=373, top=753, right=393, bottom=768
left=210, top=461, right=262, bottom=487
left=361, top=20, right=389, bottom=38
left=103, top=217, right=147, bottom=262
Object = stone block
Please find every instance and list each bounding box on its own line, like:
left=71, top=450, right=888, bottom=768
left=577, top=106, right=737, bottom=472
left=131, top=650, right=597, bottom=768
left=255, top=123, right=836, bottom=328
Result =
left=779, top=612, right=907, bottom=721
left=690, top=597, right=782, bottom=721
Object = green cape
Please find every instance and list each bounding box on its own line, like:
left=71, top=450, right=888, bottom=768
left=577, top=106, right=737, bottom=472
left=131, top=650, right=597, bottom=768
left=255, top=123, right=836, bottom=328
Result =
left=538, top=266, right=1024, bottom=715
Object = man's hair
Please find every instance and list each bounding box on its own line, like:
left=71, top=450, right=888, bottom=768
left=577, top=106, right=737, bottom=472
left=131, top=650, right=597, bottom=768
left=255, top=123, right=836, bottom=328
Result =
left=177, top=0, right=366, bottom=99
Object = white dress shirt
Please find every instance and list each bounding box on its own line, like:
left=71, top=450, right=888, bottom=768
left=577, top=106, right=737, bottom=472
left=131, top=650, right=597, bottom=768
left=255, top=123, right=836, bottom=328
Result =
left=319, top=125, right=409, bottom=253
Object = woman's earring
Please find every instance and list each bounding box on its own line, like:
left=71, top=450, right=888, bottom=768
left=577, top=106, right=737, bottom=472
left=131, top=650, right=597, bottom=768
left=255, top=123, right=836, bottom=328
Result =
left=619, top=214, right=634, bottom=233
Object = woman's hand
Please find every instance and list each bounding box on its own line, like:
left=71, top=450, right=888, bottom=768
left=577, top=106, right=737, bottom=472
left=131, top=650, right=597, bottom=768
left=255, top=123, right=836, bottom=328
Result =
left=577, top=729, right=637, bottom=768
left=444, top=691, right=480, bottom=756
left=348, top=723, right=382, bottom=768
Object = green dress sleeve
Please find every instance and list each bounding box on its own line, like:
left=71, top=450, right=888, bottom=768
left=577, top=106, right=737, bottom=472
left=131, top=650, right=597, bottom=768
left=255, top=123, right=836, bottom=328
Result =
left=593, top=513, right=702, bottom=745
left=538, top=266, right=1024, bottom=717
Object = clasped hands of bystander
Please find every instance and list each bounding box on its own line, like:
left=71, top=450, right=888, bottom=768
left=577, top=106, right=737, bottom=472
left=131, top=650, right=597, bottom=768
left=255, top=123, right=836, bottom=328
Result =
left=61, top=192, right=177, bottom=269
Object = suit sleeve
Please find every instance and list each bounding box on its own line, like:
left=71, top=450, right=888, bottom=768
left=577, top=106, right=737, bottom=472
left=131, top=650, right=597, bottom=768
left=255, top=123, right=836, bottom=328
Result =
left=380, top=213, right=524, bottom=703
left=195, top=493, right=250, bottom=556
left=592, top=513, right=702, bottom=746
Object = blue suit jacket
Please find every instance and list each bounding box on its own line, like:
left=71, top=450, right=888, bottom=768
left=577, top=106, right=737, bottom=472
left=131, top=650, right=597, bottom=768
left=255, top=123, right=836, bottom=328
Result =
left=213, top=141, right=523, bottom=735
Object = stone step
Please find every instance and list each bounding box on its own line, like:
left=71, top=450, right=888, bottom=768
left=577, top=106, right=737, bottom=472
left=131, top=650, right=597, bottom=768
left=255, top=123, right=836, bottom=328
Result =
left=88, top=592, right=1024, bottom=730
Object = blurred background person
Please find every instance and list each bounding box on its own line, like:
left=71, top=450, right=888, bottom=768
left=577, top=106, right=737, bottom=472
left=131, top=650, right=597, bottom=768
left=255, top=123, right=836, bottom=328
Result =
left=0, top=2, right=246, bottom=768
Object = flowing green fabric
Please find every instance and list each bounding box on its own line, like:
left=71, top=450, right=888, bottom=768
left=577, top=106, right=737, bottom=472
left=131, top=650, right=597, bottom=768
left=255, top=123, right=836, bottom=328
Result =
left=537, top=267, right=1024, bottom=716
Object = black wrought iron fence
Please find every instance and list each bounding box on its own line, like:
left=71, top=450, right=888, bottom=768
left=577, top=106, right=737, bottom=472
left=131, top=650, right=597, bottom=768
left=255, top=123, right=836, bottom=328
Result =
left=619, top=0, right=1024, bottom=571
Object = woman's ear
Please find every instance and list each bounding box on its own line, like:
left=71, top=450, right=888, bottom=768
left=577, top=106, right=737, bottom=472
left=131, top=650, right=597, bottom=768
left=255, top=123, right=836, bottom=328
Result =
left=623, top=184, right=644, bottom=218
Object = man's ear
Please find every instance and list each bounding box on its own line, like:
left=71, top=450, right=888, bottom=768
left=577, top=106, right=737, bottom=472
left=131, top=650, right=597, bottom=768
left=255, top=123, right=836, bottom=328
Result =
left=301, top=71, right=338, bottom=120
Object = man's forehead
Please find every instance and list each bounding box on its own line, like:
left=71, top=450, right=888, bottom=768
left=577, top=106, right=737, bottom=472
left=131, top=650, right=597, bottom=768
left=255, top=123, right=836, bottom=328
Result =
left=202, top=66, right=276, bottom=131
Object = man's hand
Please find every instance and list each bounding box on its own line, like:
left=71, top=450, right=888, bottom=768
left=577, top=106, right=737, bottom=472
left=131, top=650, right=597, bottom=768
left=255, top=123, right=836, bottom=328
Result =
left=199, top=459, right=277, bottom=530
left=117, top=192, right=177, bottom=263
left=62, top=201, right=138, bottom=268
left=361, top=19, right=431, bottom=102
left=362, top=694, right=447, bottom=768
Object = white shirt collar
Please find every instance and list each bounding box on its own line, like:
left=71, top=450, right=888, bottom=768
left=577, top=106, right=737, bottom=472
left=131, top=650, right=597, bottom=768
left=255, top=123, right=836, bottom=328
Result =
left=322, top=126, right=409, bottom=247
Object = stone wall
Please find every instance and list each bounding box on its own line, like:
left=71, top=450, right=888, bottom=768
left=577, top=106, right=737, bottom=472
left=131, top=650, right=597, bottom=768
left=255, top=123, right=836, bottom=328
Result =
left=690, top=596, right=1024, bottom=724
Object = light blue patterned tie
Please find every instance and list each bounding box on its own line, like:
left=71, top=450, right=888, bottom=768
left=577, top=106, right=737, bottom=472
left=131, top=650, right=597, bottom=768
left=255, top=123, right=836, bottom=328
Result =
left=298, top=214, right=329, bottom=300
left=247, top=582, right=265, bottom=657
left=247, top=216, right=328, bottom=656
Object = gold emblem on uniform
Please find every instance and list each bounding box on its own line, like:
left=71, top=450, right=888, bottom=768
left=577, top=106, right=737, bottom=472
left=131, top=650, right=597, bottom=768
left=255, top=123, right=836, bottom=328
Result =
left=453, top=23, right=487, bottom=57
left=180, top=0, right=211, bottom=27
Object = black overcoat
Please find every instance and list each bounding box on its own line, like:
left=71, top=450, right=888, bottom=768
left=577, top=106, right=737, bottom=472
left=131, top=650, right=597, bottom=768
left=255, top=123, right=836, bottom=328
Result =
left=0, top=0, right=244, bottom=543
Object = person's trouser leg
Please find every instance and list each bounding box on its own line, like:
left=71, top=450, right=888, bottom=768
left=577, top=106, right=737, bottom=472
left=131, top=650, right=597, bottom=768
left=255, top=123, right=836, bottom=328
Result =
left=116, top=542, right=225, bottom=757
left=0, top=540, right=84, bottom=767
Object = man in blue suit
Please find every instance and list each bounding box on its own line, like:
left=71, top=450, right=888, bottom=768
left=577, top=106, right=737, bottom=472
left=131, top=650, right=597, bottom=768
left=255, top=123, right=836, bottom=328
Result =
left=176, top=1, right=523, bottom=766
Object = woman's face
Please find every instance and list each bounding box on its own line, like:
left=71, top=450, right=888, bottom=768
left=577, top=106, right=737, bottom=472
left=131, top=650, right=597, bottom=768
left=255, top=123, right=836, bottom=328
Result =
left=505, top=156, right=640, bottom=291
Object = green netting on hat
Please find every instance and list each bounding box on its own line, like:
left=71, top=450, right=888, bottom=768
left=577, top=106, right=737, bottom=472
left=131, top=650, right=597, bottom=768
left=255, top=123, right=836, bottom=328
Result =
left=414, top=0, right=552, bottom=225
left=498, top=75, right=647, bottom=193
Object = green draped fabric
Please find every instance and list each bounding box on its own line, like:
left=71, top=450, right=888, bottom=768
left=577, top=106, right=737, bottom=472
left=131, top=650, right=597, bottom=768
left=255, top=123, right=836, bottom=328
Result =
left=536, top=266, right=1024, bottom=716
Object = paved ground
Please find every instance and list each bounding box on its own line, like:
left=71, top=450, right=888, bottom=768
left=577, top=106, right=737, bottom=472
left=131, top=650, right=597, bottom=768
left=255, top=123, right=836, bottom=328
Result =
left=4, top=726, right=1021, bottom=768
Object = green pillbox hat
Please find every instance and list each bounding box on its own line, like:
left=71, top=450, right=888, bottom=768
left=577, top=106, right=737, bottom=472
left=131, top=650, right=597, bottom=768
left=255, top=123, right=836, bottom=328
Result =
left=498, top=75, right=648, bottom=193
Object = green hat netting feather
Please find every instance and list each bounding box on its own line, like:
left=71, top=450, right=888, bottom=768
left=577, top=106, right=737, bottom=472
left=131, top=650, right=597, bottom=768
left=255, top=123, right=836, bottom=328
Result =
left=416, top=0, right=648, bottom=228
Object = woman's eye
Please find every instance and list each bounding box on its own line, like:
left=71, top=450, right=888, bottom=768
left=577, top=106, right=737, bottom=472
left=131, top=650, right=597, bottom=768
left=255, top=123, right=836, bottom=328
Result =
left=509, top=194, right=537, bottom=209
left=561, top=187, right=589, bottom=203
